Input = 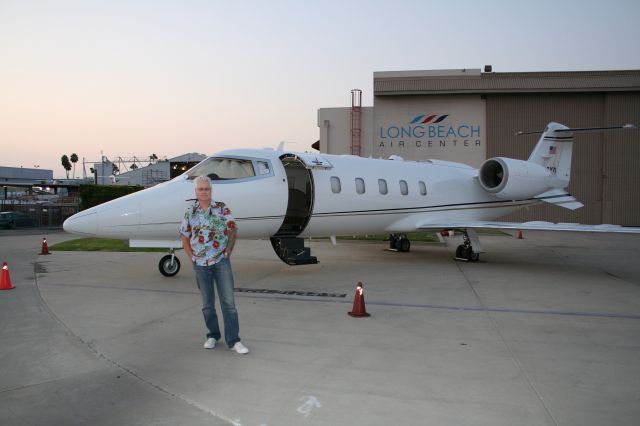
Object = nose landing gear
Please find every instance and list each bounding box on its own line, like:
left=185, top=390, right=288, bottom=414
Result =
left=159, top=249, right=181, bottom=276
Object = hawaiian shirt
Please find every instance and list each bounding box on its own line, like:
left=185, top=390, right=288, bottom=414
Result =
left=179, top=201, right=237, bottom=266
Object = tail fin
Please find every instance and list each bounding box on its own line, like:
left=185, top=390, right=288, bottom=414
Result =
left=522, top=122, right=637, bottom=188
left=527, top=122, right=574, bottom=187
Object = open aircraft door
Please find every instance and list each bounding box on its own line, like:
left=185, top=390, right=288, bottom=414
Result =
left=270, top=153, right=332, bottom=265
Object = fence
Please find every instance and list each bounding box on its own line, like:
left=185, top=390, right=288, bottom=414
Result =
left=1, top=198, right=80, bottom=228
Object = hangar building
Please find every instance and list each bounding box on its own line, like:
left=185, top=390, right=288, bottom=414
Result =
left=96, top=153, right=206, bottom=187
left=317, top=68, right=640, bottom=226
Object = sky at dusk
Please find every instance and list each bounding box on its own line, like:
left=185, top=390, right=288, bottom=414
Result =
left=2, top=0, right=640, bottom=178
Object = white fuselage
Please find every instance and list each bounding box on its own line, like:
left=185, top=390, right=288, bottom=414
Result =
left=63, top=148, right=533, bottom=244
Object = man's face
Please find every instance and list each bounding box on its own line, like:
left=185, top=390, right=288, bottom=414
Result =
left=195, top=182, right=212, bottom=204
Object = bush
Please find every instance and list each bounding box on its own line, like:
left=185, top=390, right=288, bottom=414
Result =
left=79, top=184, right=144, bottom=210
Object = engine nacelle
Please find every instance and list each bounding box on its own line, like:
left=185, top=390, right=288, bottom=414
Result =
left=478, top=157, right=555, bottom=200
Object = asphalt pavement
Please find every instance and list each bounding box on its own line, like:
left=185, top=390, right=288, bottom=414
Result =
left=1, top=228, right=640, bottom=425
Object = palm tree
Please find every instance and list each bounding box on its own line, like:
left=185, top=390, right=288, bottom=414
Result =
left=149, top=153, right=158, bottom=165
left=61, top=155, right=72, bottom=179
left=70, top=153, right=78, bottom=179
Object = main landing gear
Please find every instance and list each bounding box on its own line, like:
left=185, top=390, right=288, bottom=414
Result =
left=389, top=233, right=411, bottom=252
left=454, top=229, right=481, bottom=262
left=159, top=249, right=181, bottom=277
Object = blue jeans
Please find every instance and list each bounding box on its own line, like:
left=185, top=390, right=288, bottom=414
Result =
left=193, top=258, right=241, bottom=348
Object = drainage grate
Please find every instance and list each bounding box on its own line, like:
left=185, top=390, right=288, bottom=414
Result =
left=235, top=287, right=346, bottom=298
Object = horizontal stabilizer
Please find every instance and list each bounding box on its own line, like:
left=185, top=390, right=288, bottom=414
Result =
left=553, top=124, right=637, bottom=133
left=515, top=123, right=636, bottom=136
left=534, top=189, right=583, bottom=210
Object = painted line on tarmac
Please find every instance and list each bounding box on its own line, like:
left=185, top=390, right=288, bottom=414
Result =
left=41, top=282, right=197, bottom=295
left=367, top=300, right=640, bottom=320
left=239, top=293, right=640, bottom=320
left=41, top=282, right=640, bottom=320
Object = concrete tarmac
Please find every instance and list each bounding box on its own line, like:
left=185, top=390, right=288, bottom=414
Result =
left=1, top=229, right=639, bottom=425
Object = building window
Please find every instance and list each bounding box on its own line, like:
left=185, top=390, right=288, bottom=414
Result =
left=378, top=179, right=388, bottom=195
left=330, top=176, right=341, bottom=193
left=355, top=178, right=365, bottom=194
left=419, top=181, right=427, bottom=196
left=400, top=180, right=408, bottom=195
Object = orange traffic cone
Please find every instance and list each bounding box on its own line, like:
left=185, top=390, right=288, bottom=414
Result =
left=41, top=237, right=50, bottom=255
left=517, top=230, right=523, bottom=240
left=1, top=262, right=15, bottom=290
left=348, top=281, right=370, bottom=317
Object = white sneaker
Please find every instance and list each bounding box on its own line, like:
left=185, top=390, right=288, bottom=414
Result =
left=203, top=338, right=217, bottom=349
left=231, top=342, right=249, bottom=354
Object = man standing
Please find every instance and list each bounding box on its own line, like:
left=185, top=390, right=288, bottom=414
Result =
left=179, top=175, right=249, bottom=354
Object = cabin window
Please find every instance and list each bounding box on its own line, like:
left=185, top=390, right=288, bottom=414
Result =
left=330, top=176, right=341, bottom=193
left=419, top=181, right=427, bottom=196
left=186, top=157, right=256, bottom=180
left=355, top=178, right=365, bottom=194
left=257, top=161, right=271, bottom=175
left=378, top=179, right=388, bottom=195
left=400, top=180, right=408, bottom=195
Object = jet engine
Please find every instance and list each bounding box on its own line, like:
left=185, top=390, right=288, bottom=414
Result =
left=478, top=157, right=555, bottom=200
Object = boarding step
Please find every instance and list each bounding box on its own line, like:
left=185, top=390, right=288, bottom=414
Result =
left=270, top=237, right=318, bottom=265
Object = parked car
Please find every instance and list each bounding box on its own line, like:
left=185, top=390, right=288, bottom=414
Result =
left=0, top=211, right=36, bottom=229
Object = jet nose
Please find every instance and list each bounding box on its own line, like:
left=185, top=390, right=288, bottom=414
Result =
left=63, top=210, right=98, bottom=236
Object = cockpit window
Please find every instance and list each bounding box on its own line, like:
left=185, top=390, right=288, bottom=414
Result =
left=186, top=158, right=256, bottom=181
left=257, top=161, right=271, bottom=175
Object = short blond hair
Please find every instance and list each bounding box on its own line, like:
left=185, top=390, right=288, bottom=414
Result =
left=194, top=175, right=212, bottom=188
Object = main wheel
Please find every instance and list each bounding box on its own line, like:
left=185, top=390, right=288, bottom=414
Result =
left=455, top=245, right=464, bottom=258
left=461, top=245, right=473, bottom=260
left=159, top=255, right=181, bottom=277
left=398, top=238, right=411, bottom=252
left=389, top=234, right=398, bottom=250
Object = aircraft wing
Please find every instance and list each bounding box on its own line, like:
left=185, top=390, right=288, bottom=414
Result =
left=417, top=221, right=640, bottom=234
left=129, top=239, right=183, bottom=248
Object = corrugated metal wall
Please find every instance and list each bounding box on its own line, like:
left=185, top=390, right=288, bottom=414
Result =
left=603, top=93, right=640, bottom=225
left=487, top=93, right=640, bottom=225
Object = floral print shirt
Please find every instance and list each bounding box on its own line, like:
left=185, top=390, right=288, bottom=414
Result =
left=179, top=201, right=237, bottom=266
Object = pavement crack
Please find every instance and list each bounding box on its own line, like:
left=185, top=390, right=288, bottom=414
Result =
left=31, top=261, right=233, bottom=425
left=452, top=252, right=560, bottom=426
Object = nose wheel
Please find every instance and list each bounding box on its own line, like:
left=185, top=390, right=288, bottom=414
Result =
left=159, top=250, right=181, bottom=276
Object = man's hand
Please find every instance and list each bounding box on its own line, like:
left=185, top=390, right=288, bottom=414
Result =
left=225, top=228, right=237, bottom=259
left=180, top=235, right=193, bottom=260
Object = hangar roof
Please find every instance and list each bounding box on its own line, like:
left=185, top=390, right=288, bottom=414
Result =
left=373, top=69, right=640, bottom=95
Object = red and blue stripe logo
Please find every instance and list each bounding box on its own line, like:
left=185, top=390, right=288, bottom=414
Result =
left=409, top=114, right=450, bottom=124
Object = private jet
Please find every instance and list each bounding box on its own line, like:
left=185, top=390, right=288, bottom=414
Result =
left=63, top=122, right=640, bottom=276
